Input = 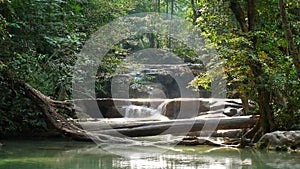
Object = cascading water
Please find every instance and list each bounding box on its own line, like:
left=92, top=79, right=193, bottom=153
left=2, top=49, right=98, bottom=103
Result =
left=123, top=101, right=169, bottom=121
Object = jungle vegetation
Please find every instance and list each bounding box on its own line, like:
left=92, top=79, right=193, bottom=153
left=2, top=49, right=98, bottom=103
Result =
left=0, top=0, right=299, bottom=144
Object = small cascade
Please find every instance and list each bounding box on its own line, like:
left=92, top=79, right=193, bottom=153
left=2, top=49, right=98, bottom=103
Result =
left=124, top=102, right=169, bottom=121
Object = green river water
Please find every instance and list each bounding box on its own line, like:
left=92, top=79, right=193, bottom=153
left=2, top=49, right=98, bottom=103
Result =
left=0, top=139, right=299, bottom=169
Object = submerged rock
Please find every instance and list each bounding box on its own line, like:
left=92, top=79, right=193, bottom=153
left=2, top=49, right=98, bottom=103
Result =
left=256, top=131, right=300, bottom=151
left=178, top=136, right=223, bottom=146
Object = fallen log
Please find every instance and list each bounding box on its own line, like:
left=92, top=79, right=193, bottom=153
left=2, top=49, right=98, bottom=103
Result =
left=2, top=70, right=90, bottom=141
left=80, top=115, right=258, bottom=137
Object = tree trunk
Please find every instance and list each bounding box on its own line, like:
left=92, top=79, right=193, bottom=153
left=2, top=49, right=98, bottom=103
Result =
left=279, top=0, right=300, bottom=79
left=171, top=0, right=174, bottom=16
left=238, top=83, right=250, bottom=115
left=191, top=0, right=198, bottom=24
left=247, top=0, right=256, bottom=31
left=166, top=0, right=169, bottom=14
left=83, top=116, right=257, bottom=137
left=230, top=0, right=248, bottom=32
left=157, top=0, right=161, bottom=13
left=252, top=88, right=274, bottom=141
left=2, top=70, right=91, bottom=141
left=230, top=0, right=275, bottom=146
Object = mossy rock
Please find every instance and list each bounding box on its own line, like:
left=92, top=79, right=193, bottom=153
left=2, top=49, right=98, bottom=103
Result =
left=256, top=131, right=300, bottom=152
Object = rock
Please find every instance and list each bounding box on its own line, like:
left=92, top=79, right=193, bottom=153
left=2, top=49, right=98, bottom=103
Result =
left=256, top=131, right=300, bottom=151
left=178, top=136, right=222, bottom=146
left=74, top=98, right=249, bottom=119
left=178, top=136, right=201, bottom=146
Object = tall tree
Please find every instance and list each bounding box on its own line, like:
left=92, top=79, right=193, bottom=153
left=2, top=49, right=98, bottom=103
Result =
left=229, top=0, right=275, bottom=145
left=279, top=0, right=300, bottom=79
left=190, top=0, right=299, bottom=145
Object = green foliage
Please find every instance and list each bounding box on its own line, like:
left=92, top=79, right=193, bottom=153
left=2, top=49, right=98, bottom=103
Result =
left=0, top=84, right=47, bottom=136
left=188, top=73, right=211, bottom=91
left=0, top=0, right=138, bottom=135
left=188, top=0, right=300, bottom=129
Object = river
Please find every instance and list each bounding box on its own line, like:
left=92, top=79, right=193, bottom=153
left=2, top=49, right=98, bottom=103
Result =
left=0, top=139, right=299, bottom=169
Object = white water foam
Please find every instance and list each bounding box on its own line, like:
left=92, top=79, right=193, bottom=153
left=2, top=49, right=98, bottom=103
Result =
left=124, top=103, right=169, bottom=121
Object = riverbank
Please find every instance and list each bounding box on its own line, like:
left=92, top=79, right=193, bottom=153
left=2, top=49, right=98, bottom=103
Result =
left=3, top=131, right=299, bottom=152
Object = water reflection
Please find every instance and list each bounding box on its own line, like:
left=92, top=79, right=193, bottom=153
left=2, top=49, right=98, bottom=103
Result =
left=0, top=140, right=299, bottom=169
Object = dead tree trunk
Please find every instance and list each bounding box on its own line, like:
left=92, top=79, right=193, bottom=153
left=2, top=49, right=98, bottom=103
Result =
left=80, top=116, right=258, bottom=137
left=2, top=70, right=90, bottom=141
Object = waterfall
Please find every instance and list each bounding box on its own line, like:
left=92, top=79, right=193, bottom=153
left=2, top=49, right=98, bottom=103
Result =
left=124, top=103, right=169, bottom=121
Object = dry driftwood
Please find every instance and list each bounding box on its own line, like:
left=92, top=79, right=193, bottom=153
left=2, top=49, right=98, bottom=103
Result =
left=80, top=115, right=258, bottom=137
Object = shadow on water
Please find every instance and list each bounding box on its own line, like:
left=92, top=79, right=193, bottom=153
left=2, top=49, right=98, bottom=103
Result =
left=0, top=139, right=299, bottom=169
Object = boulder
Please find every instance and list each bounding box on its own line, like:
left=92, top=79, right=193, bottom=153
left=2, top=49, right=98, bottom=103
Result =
left=256, top=131, right=300, bottom=151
